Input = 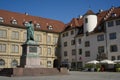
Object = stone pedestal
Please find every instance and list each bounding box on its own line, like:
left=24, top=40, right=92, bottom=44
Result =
left=20, top=40, right=41, bottom=68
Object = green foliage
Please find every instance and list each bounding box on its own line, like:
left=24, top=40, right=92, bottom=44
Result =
left=115, top=63, right=120, bottom=68
left=96, top=64, right=101, bottom=68
left=85, top=64, right=101, bottom=68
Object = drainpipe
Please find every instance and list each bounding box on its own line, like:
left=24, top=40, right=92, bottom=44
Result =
left=75, top=28, right=78, bottom=70
left=104, top=23, right=108, bottom=59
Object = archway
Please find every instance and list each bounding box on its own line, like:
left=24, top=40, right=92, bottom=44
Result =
left=53, top=59, right=59, bottom=68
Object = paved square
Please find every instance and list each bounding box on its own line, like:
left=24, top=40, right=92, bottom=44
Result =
left=0, top=71, right=120, bottom=80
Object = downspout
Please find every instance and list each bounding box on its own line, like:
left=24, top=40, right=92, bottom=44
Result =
left=104, top=22, right=108, bottom=59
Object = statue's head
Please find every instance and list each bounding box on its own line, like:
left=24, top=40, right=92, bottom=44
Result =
left=29, top=21, right=32, bottom=24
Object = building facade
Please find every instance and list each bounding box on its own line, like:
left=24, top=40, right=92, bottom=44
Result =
left=0, top=6, right=120, bottom=70
left=0, top=10, right=65, bottom=68
left=61, top=6, right=120, bottom=70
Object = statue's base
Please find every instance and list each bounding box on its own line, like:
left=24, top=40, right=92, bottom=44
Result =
left=20, top=40, right=41, bottom=68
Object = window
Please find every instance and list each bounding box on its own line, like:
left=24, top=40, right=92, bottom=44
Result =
left=62, top=33, right=65, bottom=37
left=0, top=17, right=4, bottom=22
left=64, top=42, right=67, bottom=47
left=36, top=23, right=40, bottom=28
left=117, top=56, right=120, bottom=60
left=48, top=25, right=53, bottom=30
left=116, top=20, right=120, bottom=25
left=0, top=44, right=6, bottom=52
left=85, top=41, right=90, bottom=47
left=85, top=31, right=89, bottom=36
left=110, top=45, right=117, bottom=52
left=11, top=19, right=17, bottom=24
left=47, top=48, right=51, bottom=55
left=11, top=44, right=19, bottom=53
left=54, top=37, right=58, bottom=44
left=97, top=34, right=104, bottom=41
left=0, top=59, right=5, bottom=66
left=108, top=21, right=114, bottom=27
left=11, top=60, right=18, bottom=67
left=66, top=32, right=68, bottom=36
left=24, top=21, right=28, bottom=26
left=78, top=39, right=81, bottom=44
left=72, top=49, right=76, bottom=55
left=71, top=40, right=75, bottom=45
left=35, top=34, right=42, bottom=42
left=111, top=13, right=117, bottom=17
left=39, top=47, right=42, bottom=55
left=11, top=31, right=19, bottom=40
left=98, top=46, right=104, bottom=53
left=85, top=18, right=88, bottom=23
left=47, top=35, right=51, bottom=43
left=109, top=32, right=116, bottom=40
left=85, top=51, right=90, bottom=57
left=47, top=61, right=52, bottom=67
left=71, top=30, right=74, bottom=35
left=64, top=51, right=67, bottom=57
left=79, top=49, right=82, bottom=55
left=111, top=56, right=116, bottom=60
left=0, top=30, right=7, bottom=38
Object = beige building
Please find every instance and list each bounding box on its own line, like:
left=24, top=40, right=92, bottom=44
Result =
left=61, top=6, right=120, bottom=69
left=0, top=10, right=65, bottom=68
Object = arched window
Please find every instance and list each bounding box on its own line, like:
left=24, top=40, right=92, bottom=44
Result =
left=11, top=19, right=17, bottom=24
left=11, top=59, right=18, bottom=67
left=0, top=59, right=5, bottom=66
left=0, top=17, right=4, bottom=22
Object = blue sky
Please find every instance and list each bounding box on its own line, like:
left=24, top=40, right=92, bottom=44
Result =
left=0, top=0, right=120, bottom=23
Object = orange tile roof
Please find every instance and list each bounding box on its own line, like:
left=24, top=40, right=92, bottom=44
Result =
left=0, top=9, right=65, bottom=33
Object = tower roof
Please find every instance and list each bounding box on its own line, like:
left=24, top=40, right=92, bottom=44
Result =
left=84, top=10, right=95, bottom=16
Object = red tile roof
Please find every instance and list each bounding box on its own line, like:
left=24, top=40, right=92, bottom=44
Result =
left=106, top=7, right=120, bottom=21
left=0, top=10, right=65, bottom=33
left=65, top=7, right=120, bottom=32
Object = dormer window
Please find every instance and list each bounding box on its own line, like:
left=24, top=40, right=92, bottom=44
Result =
left=24, top=21, right=28, bottom=26
left=11, top=19, right=17, bottom=24
left=36, top=23, right=40, bottom=28
left=0, top=17, right=4, bottom=22
left=112, top=13, right=117, bottom=17
left=48, top=25, right=53, bottom=30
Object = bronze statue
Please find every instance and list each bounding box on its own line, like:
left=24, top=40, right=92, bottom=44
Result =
left=26, top=21, right=34, bottom=41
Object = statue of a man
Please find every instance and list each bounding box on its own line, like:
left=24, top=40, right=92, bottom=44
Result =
left=26, top=21, right=34, bottom=41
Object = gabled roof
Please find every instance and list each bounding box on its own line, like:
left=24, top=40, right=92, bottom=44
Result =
left=0, top=9, right=65, bottom=33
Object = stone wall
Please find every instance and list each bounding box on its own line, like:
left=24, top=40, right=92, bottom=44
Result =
left=0, top=68, right=68, bottom=77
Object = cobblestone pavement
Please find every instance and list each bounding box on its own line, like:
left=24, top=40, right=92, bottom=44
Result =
left=0, top=71, right=120, bottom=80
